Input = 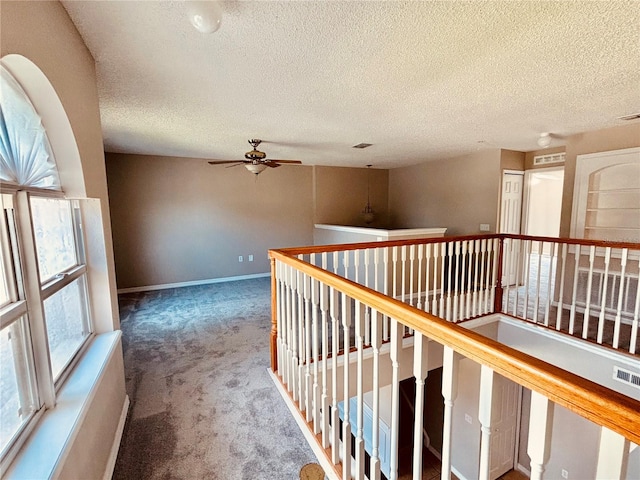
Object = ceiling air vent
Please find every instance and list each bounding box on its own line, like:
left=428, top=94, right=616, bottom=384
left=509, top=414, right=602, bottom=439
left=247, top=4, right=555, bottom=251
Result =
left=617, top=112, right=640, bottom=121
left=533, top=152, right=565, bottom=166
left=613, top=366, right=640, bottom=390
left=352, top=143, right=373, bottom=149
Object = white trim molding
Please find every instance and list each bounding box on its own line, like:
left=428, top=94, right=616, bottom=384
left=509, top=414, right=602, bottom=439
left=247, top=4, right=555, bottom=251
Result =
left=117, top=272, right=271, bottom=294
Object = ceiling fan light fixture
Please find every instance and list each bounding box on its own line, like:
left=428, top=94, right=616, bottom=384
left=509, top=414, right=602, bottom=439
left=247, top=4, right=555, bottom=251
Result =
left=245, top=163, right=267, bottom=175
left=187, top=1, right=222, bottom=34
left=537, top=132, right=552, bottom=148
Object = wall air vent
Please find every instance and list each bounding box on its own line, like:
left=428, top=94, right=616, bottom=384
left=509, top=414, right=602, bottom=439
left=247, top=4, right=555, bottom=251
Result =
left=617, top=112, right=640, bottom=121
left=613, top=366, right=640, bottom=390
left=533, top=152, right=565, bottom=166
left=352, top=143, right=373, bottom=149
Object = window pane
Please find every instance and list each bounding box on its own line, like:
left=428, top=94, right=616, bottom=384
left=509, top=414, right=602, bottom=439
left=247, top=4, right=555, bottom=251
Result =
left=0, top=318, right=37, bottom=456
left=43, top=276, right=90, bottom=380
left=31, top=197, right=77, bottom=283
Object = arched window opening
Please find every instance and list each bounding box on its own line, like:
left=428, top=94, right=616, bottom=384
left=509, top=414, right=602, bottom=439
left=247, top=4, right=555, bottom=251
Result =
left=0, top=65, right=61, bottom=190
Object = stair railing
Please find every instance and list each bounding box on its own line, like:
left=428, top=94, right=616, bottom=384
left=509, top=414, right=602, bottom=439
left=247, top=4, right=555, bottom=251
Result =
left=269, top=234, right=640, bottom=480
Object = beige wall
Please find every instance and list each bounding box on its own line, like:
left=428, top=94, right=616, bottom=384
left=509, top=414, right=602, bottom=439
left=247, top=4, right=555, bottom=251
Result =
left=106, top=154, right=315, bottom=288
left=560, top=123, right=640, bottom=237
left=389, top=149, right=502, bottom=235
left=1, top=0, right=119, bottom=326
left=1, top=1, right=126, bottom=478
left=500, top=149, right=525, bottom=171
left=314, top=166, right=389, bottom=228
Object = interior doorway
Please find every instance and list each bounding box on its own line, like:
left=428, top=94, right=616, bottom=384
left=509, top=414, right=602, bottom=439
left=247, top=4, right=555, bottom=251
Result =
left=523, top=167, right=564, bottom=254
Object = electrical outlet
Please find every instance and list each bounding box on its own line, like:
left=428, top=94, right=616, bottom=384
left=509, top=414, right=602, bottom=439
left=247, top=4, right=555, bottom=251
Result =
left=248, top=254, right=254, bottom=262
left=561, top=469, right=568, bottom=479
left=464, top=414, right=473, bottom=424
left=480, top=223, right=490, bottom=232
left=238, top=256, right=243, bottom=262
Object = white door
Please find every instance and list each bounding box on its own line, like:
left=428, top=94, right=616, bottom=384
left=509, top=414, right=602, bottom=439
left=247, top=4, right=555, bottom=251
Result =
left=500, top=171, right=524, bottom=285
left=489, top=375, right=519, bottom=480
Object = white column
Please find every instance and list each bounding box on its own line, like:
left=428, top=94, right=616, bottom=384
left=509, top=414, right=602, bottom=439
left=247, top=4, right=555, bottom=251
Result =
left=478, top=365, right=495, bottom=480
left=527, top=391, right=554, bottom=480
left=441, top=346, right=460, bottom=479
left=596, top=427, right=630, bottom=480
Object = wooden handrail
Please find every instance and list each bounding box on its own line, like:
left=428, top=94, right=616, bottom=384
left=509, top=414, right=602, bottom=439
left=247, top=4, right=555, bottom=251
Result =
left=500, top=233, right=640, bottom=250
left=269, top=248, right=640, bottom=445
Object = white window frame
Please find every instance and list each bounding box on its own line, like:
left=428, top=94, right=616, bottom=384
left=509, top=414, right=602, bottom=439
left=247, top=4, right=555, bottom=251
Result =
left=0, top=187, right=94, bottom=469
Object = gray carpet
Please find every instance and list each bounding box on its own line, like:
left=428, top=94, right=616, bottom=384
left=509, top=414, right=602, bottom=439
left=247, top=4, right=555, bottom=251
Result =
left=113, top=278, right=318, bottom=480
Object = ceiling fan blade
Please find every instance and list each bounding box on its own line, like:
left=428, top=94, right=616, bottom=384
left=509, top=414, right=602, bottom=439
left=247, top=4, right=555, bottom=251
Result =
left=268, top=159, right=303, bottom=164
left=265, top=161, right=281, bottom=168
left=208, top=160, right=247, bottom=165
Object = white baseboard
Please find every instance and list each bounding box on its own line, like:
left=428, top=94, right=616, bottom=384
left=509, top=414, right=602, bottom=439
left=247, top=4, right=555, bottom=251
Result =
left=517, top=462, right=531, bottom=477
left=103, top=394, right=130, bottom=480
left=117, top=272, right=270, bottom=294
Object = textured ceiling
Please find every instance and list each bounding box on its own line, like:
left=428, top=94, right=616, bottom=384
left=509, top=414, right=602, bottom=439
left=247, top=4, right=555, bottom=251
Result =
left=61, top=0, right=640, bottom=169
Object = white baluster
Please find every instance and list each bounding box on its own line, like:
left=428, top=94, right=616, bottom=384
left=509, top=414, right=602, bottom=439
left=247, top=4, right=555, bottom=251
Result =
left=364, top=249, right=372, bottom=347
left=522, top=240, right=531, bottom=319
left=370, top=308, right=383, bottom=480
left=533, top=241, right=543, bottom=323
left=286, top=265, right=294, bottom=392
left=342, top=294, right=352, bottom=480
left=311, top=277, right=321, bottom=433
left=465, top=240, right=473, bottom=319
left=417, top=244, right=424, bottom=311
left=479, top=239, right=488, bottom=315
left=276, top=261, right=284, bottom=379
left=441, top=346, right=460, bottom=479
left=389, top=318, right=403, bottom=480
left=527, top=391, right=554, bottom=480
left=447, top=242, right=455, bottom=321
left=453, top=241, right=461, bottom=322
left=304, top=273, right=312, bottom=420
left=321, top=281, right=330, bottom=448
left=510, top=239, right=520, bottom=316
left=412, top=332, right=429, bottom=480
left=583, top=246, right=596, bottom=339
left=489, top=238, right=500, bottom=313
left=555, top=243, right=568, bottom=330
left=383, top=247, right=390, bottom=341
left=401, top=245, right=407, bottom=303
left=425, top=244, right=432, bottom=313
left=597, top=247, right=612, bottom=344
left=297, top=268, right=305, bottom=406
left=433, top=243, right=447, bottom=318
left=569, top=244, right=581, bottom=334
left=543, top=242, right=556, bottom=326
left=596, top=427, right=630, bottom=479
left=354, top=301, right=366, bottom=480
left=630, top=257, right=640, bottom=355
left=613, top=249, right=628, bottom=349
left=472, top=239, right=480, bottom=317
left=330, top=287, right=340, bottom=464
left=478, top=365, right=495, bottom=480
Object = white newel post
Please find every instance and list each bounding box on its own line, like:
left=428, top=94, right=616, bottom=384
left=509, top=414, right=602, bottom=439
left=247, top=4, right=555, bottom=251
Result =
left=527, top=391, right=554, bottom=480
left=342, top=294, right=352, bottom=480
left=596, top=427, right=630, bottom=480
left=441, top=346, right=460, bottom=479
left=412, top=332, right=429, bottom=480
left=478, top=365, right=495, bottom=480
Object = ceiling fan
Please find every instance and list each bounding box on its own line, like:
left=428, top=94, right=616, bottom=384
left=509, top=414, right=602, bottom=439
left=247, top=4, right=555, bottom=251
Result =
left=208, top=139, right=302, bottom=175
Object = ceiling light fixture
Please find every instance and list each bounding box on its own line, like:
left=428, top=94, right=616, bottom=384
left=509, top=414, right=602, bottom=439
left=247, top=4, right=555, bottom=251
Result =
left=244, top=163, right=267, bottom=175
left=537, top=132, right=552, bottom=148
left=362, top=165, right=375, bottom=225
left=187, top=1, right=222, bottom=33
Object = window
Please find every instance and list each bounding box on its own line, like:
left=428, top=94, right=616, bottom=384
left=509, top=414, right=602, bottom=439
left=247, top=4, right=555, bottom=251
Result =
left=0, top=64, right=92, bottom=466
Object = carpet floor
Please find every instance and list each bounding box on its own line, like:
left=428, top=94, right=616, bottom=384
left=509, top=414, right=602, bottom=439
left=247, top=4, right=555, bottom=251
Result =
left=112, top=278, right=317, bottom=480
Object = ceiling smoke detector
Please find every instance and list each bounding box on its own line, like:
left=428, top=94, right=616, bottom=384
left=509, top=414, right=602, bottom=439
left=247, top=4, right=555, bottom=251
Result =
left=352, top=143, right=373, bottom=149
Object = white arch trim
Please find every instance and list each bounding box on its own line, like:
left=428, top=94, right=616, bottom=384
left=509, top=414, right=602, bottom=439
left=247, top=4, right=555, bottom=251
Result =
left=1, top=54, right=86, bottom=197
